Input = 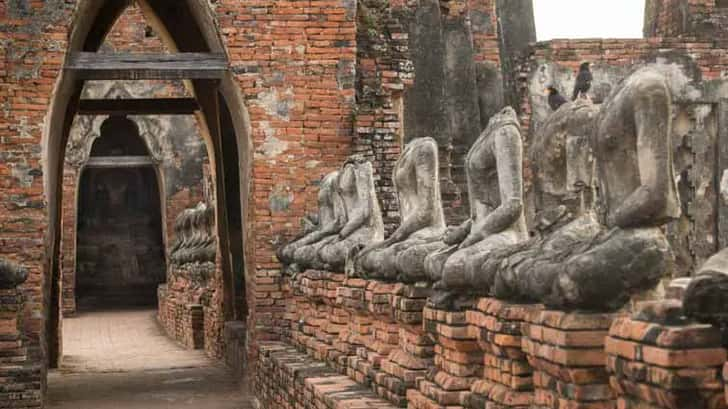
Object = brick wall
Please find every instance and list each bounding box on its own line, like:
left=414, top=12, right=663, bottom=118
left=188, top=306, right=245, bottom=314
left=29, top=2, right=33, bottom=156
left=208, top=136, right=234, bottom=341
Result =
left=0, top=1, right=72, bottom=346
left=214, top=0, right=359, bottom=352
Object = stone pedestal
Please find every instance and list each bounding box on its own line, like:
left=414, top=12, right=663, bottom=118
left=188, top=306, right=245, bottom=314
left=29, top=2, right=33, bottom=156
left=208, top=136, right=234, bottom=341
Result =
left=408, top=305, right=482, bottom=408
left=607, top=312, right=728, bottom=409
left=523, top=309, right=618, bottom=409
left=157, top=262, right=222, bottom=357
left=338, top=279, right=401, bottom=395
left=468, top=298, right=538, bottom=408
left=377, top=285, right=434, bottom=407
left=288, top=270, right=348, bottom=367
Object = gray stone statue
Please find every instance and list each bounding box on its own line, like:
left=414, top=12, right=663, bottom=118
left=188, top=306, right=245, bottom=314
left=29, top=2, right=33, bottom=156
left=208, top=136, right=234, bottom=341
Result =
left=0, top=259, right=28, bottom=289
left=682, top=170, right=728, bottom=326
left=353, top=137, right=446, bottom=280
left=317, top=156, right=385, bottom=272
left=487, top=99, right=601, bottom=301
left=170, top=203, right=216, bottom=266
left=277, top=171, right=346, bottom=273
left=410, top=108, right=528, bottom=305
left=492, top=67, right=680, bottom=311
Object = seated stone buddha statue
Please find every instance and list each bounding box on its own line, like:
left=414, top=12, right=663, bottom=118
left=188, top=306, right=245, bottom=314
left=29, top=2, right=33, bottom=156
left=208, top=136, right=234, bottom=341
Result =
left=492, top=67, right=680, bottom=311
left=352, top=137, right=446, bottom=280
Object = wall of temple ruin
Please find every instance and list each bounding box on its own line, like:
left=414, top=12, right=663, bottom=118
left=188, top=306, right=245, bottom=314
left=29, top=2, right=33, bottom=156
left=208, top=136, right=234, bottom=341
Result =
left=1, top=0, right=728, bottom=406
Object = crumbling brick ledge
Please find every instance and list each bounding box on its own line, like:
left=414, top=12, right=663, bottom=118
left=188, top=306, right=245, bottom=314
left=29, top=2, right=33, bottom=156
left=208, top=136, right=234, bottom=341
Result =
left=254, top=269, right=728, bottom=409
left=253, top=342, right=398, bottom=409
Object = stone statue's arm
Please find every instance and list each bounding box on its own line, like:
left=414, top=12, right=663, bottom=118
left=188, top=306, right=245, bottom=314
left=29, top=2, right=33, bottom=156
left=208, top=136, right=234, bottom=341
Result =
left=461, top=126, right=524, bottom=248
left=339, top=167, right=372, bottom=239
left=612, top=80, right=672, bottom=228
left=296, top=195, right=343, bottom=244
left=388, top=141, right=440, bottom=243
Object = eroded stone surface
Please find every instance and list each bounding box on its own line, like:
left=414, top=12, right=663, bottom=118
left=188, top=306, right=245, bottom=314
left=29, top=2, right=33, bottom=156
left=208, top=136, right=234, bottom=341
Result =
left=419, top=107, right=528, bottom=305
left=353, top=137, right=446, bottom=281
left=492, top=68, right=679, bottom=311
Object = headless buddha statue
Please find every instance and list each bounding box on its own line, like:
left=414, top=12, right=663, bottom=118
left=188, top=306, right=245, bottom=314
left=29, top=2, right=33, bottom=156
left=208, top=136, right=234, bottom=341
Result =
left=317, top=155, right=385, bottom=272
left=421, top=107, right=529, bottom=306
left=353, top=137, right=446, bottom=280
left=488, top=98, right=601, bottom=301
left=494, top=67, right=680, bottom=311
left=277, top=171, right=346, bottom=273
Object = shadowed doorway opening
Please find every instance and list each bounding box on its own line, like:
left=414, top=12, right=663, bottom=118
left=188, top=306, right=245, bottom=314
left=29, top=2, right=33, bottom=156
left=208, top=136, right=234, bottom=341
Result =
left=75, top=116, right=166, bottom=310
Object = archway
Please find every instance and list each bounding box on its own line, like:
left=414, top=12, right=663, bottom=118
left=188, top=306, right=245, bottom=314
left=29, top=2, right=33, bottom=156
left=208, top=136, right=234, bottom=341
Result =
left=74, top=116, right=166, bottom=310
left=42, top=0, right=252, bottom=375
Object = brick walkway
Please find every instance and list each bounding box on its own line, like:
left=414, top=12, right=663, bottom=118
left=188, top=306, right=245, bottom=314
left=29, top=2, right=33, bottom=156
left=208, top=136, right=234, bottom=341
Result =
left=47, top=308, right=253, bottom=409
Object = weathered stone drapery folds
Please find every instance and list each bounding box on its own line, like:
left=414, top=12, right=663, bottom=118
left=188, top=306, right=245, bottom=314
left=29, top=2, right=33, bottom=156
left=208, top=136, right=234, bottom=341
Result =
left=277, top=171, right=345, bottom=273
left=169, top=202, right=217, bottom=266
left=491, top=68, right=679, bottom=311
left=353, top=137, right=446, bottom=281
left=421, top=107, right=529, bottom=305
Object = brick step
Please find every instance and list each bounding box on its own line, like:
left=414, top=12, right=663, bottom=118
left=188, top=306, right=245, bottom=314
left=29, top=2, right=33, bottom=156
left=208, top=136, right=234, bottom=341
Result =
left=256, top=342, right=398, bottom=409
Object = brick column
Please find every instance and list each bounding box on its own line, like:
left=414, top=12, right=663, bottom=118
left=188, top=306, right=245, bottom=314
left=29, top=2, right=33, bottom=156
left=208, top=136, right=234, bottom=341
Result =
left=287, top=270, right=349, bottom=367
left=378, top=285, right=434, bottom=406
left=523, top=309, right=619, bottom=409
left=336, top=279, right=401, bottom=395
left=408, top=306, right=483, bottom=407
left=468, top=298, right=539, bottom=408
left=607, top=302, right=728, bottom=409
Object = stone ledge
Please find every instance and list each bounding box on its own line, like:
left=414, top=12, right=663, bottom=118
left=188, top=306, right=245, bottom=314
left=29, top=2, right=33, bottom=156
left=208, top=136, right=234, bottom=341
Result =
left=254, top=342, right=398, bottom=409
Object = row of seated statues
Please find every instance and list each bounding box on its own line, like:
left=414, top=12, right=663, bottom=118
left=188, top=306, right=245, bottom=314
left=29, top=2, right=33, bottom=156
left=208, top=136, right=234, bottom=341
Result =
left=169, top=202, right=217, bottom=266
left=278, top=67, right=684, bottom=312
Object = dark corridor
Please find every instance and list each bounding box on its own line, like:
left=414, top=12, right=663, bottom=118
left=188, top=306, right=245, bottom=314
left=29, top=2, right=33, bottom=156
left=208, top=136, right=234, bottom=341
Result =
left=75, top=117, right=166, bottom=310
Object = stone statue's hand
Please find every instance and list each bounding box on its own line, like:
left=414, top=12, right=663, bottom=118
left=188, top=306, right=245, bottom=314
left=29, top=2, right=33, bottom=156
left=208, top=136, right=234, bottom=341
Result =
left=443, top=220, right=472, bottom=245
left=443, top=226, right=465, bottom=245
left=611, top=186, right=654, bottom=228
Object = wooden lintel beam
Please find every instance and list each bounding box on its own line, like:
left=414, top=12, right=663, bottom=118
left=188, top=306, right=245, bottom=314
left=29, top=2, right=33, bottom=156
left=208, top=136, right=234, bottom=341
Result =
left=84, top=156, right=156, bottom=168
left=78, top=98, right=200, bottom=115
left=66, top=52, right=228, bottom=80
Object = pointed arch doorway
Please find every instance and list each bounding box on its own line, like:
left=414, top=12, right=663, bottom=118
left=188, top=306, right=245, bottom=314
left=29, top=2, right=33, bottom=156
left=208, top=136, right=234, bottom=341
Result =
left=43, top=0, right=252, bottom=387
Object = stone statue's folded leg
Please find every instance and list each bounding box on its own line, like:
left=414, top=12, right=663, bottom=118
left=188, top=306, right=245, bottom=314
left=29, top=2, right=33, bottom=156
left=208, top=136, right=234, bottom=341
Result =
left=320, top=229, right=375, bottom=272
left=396, top=241, right=447, bottom=283
left=549, top=227, right=670, bottom=311
left=424, top=245, right=458, bottom=283
left=437, top=232, right=520, bottom=291
left=359, top=242, right=406, bottom=280
left=293, top=236, right=335, bottom=270
left=319, top=237, right=352, bottom=272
